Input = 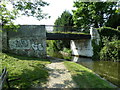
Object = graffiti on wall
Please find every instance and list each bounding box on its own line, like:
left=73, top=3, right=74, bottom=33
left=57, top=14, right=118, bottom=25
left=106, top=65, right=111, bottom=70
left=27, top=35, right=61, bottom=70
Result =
left=32, top=44, right=43, bottom=51
left=9, top=39, right=31, bottom=49
left=9, top=39, right=44, bottom=51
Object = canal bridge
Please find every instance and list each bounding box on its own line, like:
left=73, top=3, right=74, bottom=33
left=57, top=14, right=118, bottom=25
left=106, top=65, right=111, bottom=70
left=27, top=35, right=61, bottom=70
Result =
left=2, top=25, right=100, bottom=58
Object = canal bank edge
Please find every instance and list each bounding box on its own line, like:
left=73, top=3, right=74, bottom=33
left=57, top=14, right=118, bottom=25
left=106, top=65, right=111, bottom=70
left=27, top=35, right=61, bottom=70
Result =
left=92, top=70, right=118, bottom=88
left=64, top=61, right=118, bottom=88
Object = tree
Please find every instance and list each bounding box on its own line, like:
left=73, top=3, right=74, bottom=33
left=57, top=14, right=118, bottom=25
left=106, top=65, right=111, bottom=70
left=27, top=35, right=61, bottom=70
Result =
left=106, top=14, right=120, bottom=29
left=0, top=0, right=49, bottom=30
left=54, top=10, right=74, bottom=32
left=51, top=11, right=74, bottom=51
left=73, top=2, right=118, bottom=30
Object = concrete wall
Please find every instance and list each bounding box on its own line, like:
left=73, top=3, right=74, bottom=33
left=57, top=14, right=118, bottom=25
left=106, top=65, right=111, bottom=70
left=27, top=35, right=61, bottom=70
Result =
left=0, top=27, right=2, bottom=52
left=90, top=27, right=100, bottom=45
left=0, top=28, right=2, bottom=52
left=71, top=39, right=93, bottom=57
left=71, top=27, right=100, bottom=57
left=2, top=29, right=8, bottom=52
left=7, top=25, right=46, bottom=58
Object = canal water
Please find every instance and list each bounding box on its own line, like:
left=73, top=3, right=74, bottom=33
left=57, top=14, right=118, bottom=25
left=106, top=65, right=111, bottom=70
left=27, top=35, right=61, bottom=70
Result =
left=71, top=56, right=120, bottom=87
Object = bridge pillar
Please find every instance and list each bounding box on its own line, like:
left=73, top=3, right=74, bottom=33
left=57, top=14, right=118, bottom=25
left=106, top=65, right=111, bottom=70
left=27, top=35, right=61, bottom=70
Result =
left=71, top=27, right=100, bottom=57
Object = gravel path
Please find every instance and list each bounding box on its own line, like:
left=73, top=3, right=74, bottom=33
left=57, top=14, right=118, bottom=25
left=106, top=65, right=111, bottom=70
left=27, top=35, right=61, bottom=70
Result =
left=45, top=58, right=78, bottom=88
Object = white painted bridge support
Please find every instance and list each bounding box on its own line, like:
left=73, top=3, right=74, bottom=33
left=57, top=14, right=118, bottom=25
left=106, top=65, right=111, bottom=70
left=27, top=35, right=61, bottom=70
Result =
left=71, top=39, right=93, bottom=57
left=71, top=27, right=100, bottom=57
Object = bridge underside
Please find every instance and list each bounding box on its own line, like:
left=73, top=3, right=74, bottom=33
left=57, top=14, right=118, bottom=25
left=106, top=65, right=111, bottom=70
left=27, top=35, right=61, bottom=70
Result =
left=46, top=33, right=91, bottom=40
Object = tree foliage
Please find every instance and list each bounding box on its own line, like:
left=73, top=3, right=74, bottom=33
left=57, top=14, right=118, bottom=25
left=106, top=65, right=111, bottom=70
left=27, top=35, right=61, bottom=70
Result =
left=12, top=0, right=49, bottom=20
left=0, top=0, right=49, bottom=30
left=0, top=2, right=18, bottom=30
left=53, top=11, right=73, bottom=50
left=73, top=2, right=118, bottom=29
left=106, top=14, right=120, bottom=28
left=54, top=10, right=74, bottom=32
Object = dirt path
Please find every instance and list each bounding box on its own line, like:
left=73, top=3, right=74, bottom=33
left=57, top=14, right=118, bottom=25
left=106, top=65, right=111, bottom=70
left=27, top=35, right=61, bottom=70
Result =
left=45, top=58, right=78, bottom=88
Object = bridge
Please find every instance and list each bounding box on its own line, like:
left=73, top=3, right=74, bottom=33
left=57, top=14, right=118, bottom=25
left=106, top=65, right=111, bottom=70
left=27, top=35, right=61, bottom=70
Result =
left=46, top=33, right=91, bottom=40
left=45, top=25, right=91, bottom=40
left=2, top=25, right=100, bottom=58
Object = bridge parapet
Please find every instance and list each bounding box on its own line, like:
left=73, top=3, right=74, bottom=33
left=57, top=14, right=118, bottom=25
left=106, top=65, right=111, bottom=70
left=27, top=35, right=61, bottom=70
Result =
left=45, top=25, right=85, bottom=33
left=45, top=25, right=90, bottom=40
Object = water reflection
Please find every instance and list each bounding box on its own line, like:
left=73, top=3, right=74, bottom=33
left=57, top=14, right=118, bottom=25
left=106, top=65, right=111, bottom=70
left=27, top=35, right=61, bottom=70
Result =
left=72, top=56, right=120, bottom=87
left=72, top=56, right=93, bottom=70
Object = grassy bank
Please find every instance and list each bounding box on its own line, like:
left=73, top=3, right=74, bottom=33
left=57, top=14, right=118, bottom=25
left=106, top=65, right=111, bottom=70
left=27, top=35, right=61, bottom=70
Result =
left=64, top=61, right=117, bottom=88
left=1, top=53, right=50, bottom=89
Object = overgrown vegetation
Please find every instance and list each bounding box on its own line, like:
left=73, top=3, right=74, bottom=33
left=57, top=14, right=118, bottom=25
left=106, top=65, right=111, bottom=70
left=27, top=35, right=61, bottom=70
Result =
left=100, top=40, right=120, bottom=61
left=47, top=40, right=71, bottom=59
left=92, top=27, right=120, bottom=61
left=49, top=31, right=90, bottom=35
left=92, top=39, right=102, bottom=60
left=98, top=27, right=120, bottom=40
left=1, top=53, right=50, bottom=89
left=64, top=61, right=117, bottom=88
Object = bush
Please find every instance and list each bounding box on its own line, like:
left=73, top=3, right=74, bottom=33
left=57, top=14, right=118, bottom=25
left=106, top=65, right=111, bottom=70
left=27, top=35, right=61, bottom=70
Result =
left=92, top=27, right=120, bottom=60
left=63, top=48, right=72, bottom=54
left=100, top=40, right=120, bottom=61
left=47, top=40, right=70, bottom=57
left=98, top=27, right=120, bottom=40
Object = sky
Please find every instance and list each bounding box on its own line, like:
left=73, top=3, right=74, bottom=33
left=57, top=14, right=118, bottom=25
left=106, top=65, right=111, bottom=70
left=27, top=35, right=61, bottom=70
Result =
left=14, top=0, right=75, bottom=25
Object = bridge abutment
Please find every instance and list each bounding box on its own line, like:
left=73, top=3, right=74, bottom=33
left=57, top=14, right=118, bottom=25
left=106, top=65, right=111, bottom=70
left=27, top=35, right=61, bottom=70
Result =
left=71, top=39, right=93, bottom=57
left=2, top=25, right=46, bottom=58
left=71, top=27, right=100, bottom=57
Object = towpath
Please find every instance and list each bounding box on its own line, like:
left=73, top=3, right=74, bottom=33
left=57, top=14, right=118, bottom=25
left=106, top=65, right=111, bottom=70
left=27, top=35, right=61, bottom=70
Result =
left=45, top=57, right=78, bottom=88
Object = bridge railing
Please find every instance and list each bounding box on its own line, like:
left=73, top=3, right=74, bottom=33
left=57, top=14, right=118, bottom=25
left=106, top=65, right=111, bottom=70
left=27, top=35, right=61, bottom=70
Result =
left=45, top=25, right=88, bottom=33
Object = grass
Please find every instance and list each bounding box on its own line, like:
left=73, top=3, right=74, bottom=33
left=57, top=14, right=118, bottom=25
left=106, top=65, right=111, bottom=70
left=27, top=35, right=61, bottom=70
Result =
left=48, top=31, right=90, bottom=35
left=0, top=53, right=50, bottom=89
left=64, top=61, right=117, bottom=88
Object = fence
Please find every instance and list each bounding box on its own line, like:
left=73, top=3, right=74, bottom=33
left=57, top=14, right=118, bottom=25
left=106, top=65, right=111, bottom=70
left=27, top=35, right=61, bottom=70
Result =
left=45, top=25, right=88, bottom=33
left=0, top=68, right=10, bottom=89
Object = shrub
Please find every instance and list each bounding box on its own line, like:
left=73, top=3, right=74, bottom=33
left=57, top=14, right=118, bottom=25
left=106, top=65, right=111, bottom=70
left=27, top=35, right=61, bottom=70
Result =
left=92, top=27, right=120, bottom=60
left=98, top=27, right=120, bottom=40
left=63, top=48, right=72, bottom=54
left=100, top=40, right=120, bottom=61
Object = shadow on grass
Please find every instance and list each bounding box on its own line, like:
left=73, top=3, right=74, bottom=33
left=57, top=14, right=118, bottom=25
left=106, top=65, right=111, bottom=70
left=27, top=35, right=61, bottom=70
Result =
left=4, top=52, right=49, bottom=61
left=72, top=70, right=116, bottom=88
left=64, top=61, right=117, bottom=88
left=1, top=53, right=50, bottom=89
left=6, top=64, right=49, bottom=89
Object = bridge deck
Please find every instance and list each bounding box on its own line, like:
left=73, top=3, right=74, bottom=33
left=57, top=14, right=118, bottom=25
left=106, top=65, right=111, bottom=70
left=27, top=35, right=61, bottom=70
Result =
left=46, top=33, right=91, bottom=40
